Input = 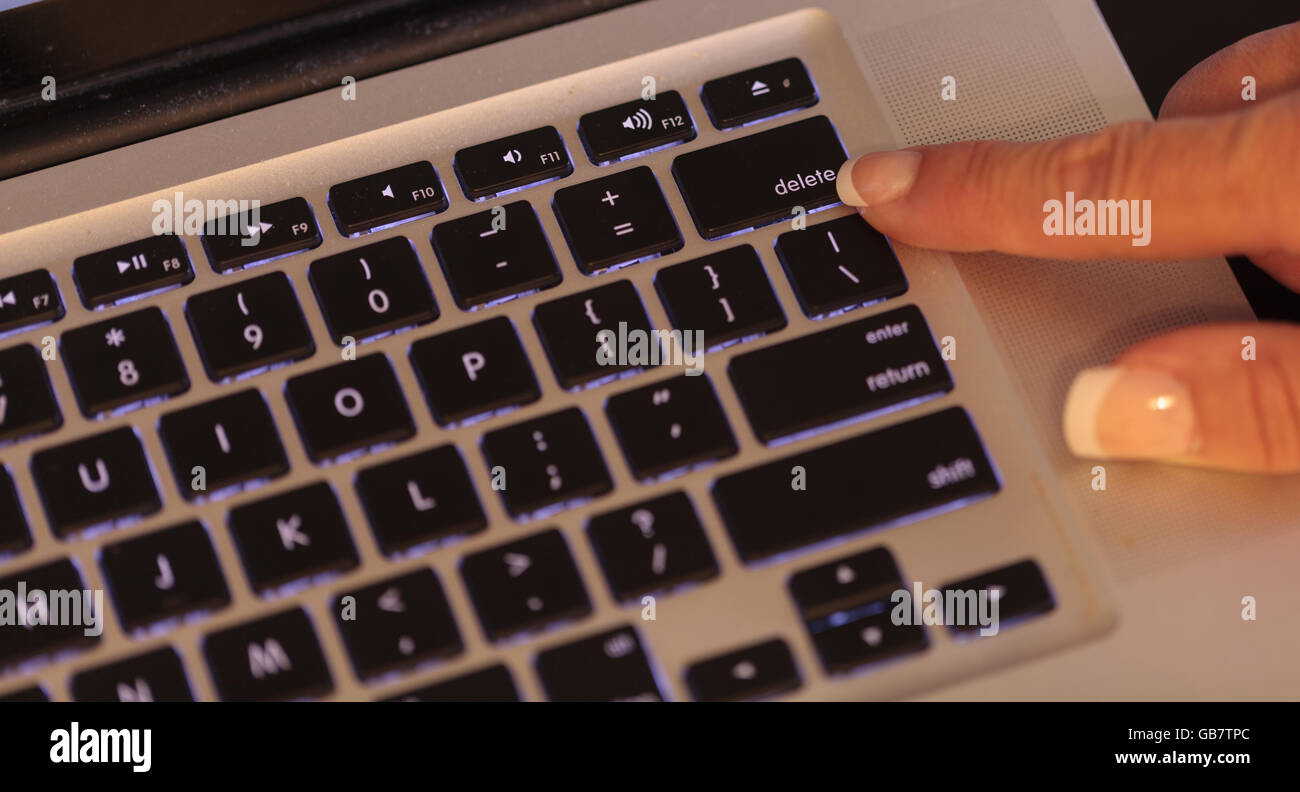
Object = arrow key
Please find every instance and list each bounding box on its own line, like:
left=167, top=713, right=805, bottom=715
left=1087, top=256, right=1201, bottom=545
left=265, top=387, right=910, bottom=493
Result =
left=333, top=568, right=462, bottom=679
left=73, top=234, right=194, bottom=308
left=685, top=639, right=800, bottom=701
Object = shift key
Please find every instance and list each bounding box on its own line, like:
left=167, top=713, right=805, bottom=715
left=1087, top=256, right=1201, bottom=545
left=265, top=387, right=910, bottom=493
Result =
left=713, top=407, right=1000, bottom=563
left=728, top=305, right=951, bottom=444
left=671, top=115, right=846, bottom=240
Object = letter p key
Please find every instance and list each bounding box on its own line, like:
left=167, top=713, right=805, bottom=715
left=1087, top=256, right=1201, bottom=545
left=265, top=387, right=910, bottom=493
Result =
left=462, top=351, right=486, bottom=381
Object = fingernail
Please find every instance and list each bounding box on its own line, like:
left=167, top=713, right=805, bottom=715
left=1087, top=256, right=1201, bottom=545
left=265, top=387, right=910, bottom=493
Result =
left=836, top=150, right=922, bottom=207
left=1063, top=366, right=1199, bottom=460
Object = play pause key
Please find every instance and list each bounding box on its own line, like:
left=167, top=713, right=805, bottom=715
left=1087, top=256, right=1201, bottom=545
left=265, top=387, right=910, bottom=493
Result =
left=73, top=234, right=194, bottom=308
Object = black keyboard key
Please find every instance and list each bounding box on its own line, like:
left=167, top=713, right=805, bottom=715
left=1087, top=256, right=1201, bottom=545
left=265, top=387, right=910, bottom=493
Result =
left=0, top=269, right=63, bottom=335
left=713, top=407, right=1000, bottom=562
left=158, top=389, right=289, bottom=500
left=73, top=234, right=194, bottom=308
left=185, top=271, right=315, bottom=381
left=0, top=343, right=62, bottom=444
left=308, top=236, right=438, bottom=344
left=701, top=57, right=818, bottom=129
left=202, top=197, right=322, bottom=272
left=204, top=608, right=333, bottom=701
left=355, top=445, right=486, bottom=555
left=228, top=482, right=359, bottom=594
left=789, top=547, right=904, bottom=625
left=941, top=559, right=1055, bottom=636
left=455, top=126, right=572, bottom=200
left=284, top=354, right=415, bottom=463
left=685, top=639, right=800, bottom=701
left=0, top=686, right=48, bottom=702
left=728, top=305, right=951, bottom=443
left=533, top=280, right=655, bottom=389
left=31, top=426, right=161, bottom=537
left=552, top=166, right=683, bottom=274
left=0, top=559, right=98, bottom=668
left=578, top=89, right=696, bottom=164
left=409, top=316, right=541, bottom=426
left=655, top=245, right=786, bottom=349
left=776, top=215, right=908, bottom=317
left=481, top=408, right=612, bottom=518
left=61, top=306, right=189, bottom=416
left=460, top=528, right=591, bottom=641
left=430, top=201, right=562, bottom=309
left=0, top=466, right=31, bottom=554
left=71, top=646, right=194, bottom=701
left=672, top=115, right=846, bottom=239
left=100, top=521, right=231, bottom=632
left=605, top=374, right=737, bottom=480
left=333, top=568, right=462, bottom=679
left=329, top=161, right=449, bottom=236
left=586, top=491, right=718, bottom=601
left=387, top=664, right=519, bottom=702
left=536, top=626, right=662, bottom=701
left=811, top=607, right=928, bottom=674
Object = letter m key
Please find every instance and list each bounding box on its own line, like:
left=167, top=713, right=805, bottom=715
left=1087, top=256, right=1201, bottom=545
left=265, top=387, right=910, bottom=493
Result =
left=248, top=639, right=292, bottom=678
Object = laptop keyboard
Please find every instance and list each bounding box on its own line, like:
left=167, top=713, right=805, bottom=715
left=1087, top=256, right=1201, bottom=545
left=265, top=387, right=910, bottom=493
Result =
left=0, top=31, right=1093, bottom=702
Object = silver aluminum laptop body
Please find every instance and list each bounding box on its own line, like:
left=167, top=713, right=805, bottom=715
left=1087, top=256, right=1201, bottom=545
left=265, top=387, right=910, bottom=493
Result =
left=0, top=0, right=1294, bottom=701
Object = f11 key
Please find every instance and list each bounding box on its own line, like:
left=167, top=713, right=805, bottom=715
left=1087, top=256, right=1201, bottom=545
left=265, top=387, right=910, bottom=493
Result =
left=454, top=126, right=572, bottom=201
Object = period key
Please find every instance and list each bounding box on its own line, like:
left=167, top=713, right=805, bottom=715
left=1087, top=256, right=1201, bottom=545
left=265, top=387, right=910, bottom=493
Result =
left=328, top=161, right=448, bottom=236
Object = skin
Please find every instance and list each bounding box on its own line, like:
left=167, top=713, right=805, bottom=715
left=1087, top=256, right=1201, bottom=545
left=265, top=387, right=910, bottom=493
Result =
left=845, top=21, right=1300, bottom=473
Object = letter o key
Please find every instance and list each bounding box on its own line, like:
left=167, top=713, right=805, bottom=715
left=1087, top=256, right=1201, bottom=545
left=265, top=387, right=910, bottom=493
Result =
left=334, top=387, right=365, bottom=418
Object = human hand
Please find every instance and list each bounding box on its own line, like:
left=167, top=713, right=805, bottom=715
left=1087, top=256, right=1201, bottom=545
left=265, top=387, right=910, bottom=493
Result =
left=835, top=21, right=1300, bottom=473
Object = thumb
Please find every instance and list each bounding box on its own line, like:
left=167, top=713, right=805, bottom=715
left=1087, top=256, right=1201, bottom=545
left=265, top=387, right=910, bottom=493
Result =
left=1062, top=323, right=1300, bottom=473
left=834, top=92, right=1300, bottom=260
